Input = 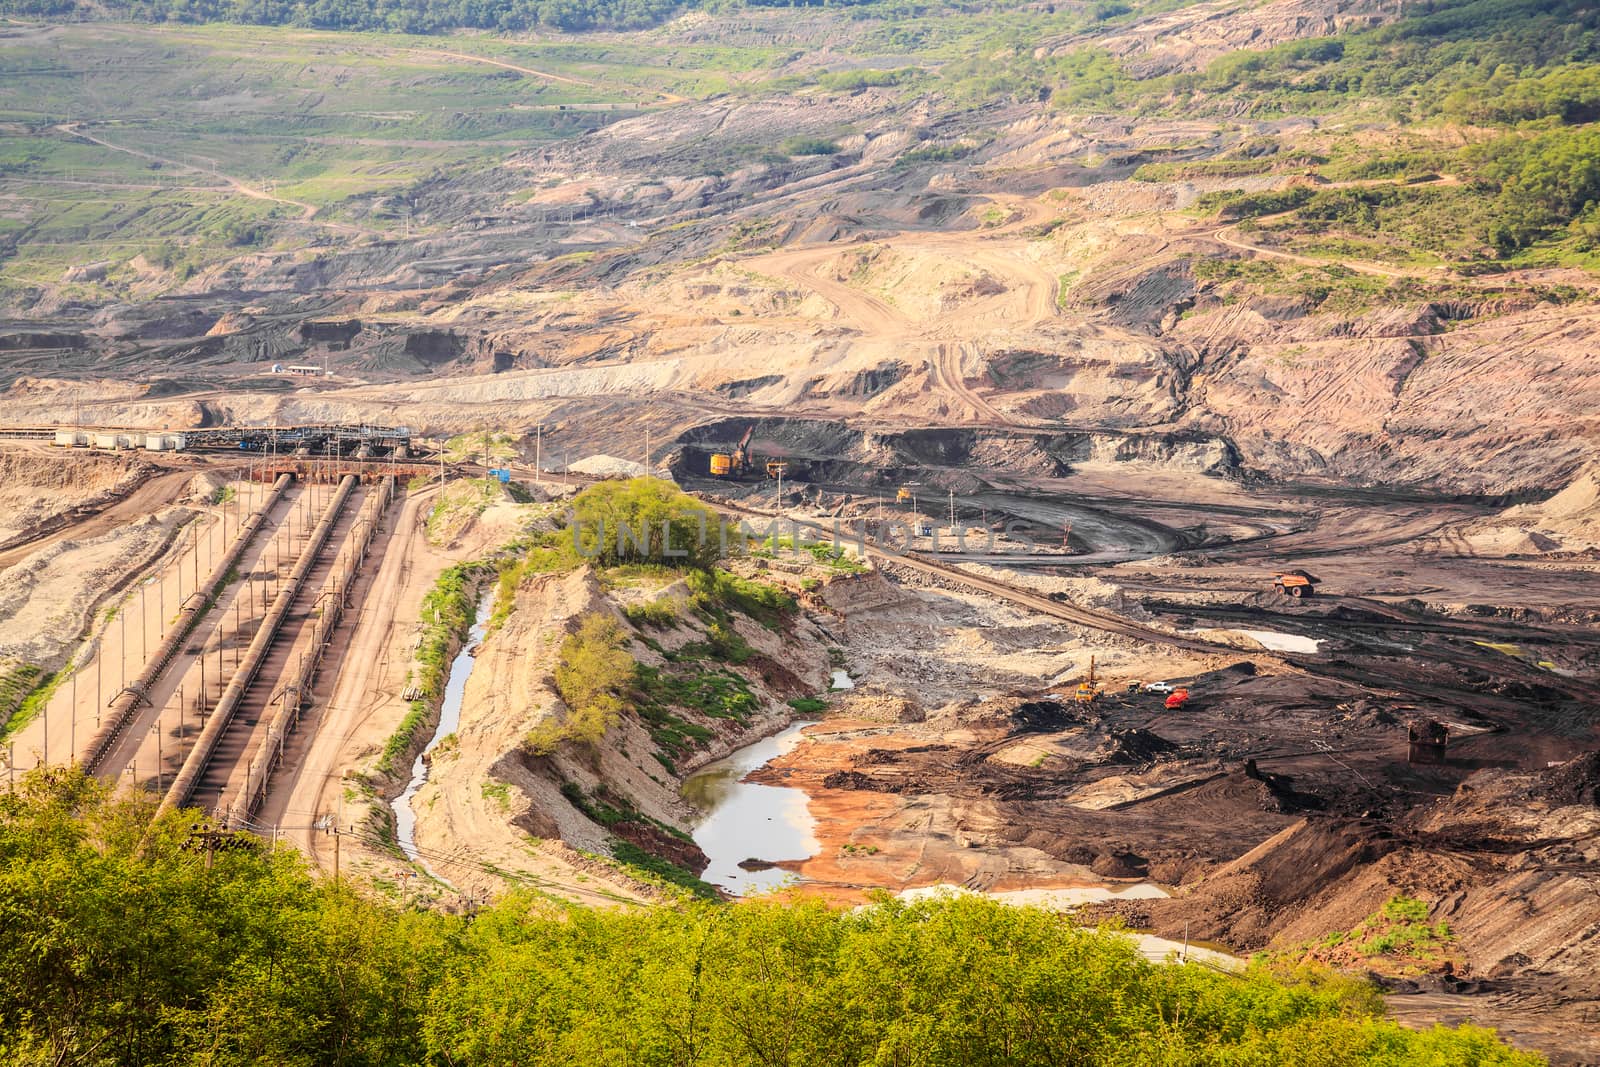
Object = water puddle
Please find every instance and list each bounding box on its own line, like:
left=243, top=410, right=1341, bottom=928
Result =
left=1234, top=628, right=1321, bottom=654
left=682, top=720, right=819, bottom=895
left=392, top=590, right=492, bottom=885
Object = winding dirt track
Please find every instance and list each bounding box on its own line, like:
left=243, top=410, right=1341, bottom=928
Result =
left=0, top=467, right=199, bottom=571
left=406, top=47, right=593, bottom=88
left=54, top=123, right=374, bottom=236
left=404, top=45, right=687, bottom=104
left=1206, top=221, right=1421, bottom=280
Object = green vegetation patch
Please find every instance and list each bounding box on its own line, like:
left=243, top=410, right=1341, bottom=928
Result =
left=751, top=534, right=867, bottom=574
left=525, top=613, right=634, bottom=755
left=685, top=568, right=795, bottom=631
left=568, top=477, right=729, bottom=569
left=1133, top=158, right=1279, bottom=183
left=779, top=136, right=840, bottom=157
left=376, top=561, right=487, bottom=778
left=0, top=663, right=51, bottom=741
left=1192, top=255, right=1485, bottom=316
left=607, top=837, right=718, bottom=899
left=0, top=772, right=1541, bottom=1067
left=1281, top=895, right=1463, bottom=978
left=621, top=596, right=678, bottom=629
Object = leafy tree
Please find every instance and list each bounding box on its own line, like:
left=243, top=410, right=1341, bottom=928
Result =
left=568, top=477, right=728, bottom=569
left=0, top=773, right=1546, bottom=1066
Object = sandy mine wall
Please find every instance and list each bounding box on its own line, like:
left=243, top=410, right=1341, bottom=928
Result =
left=403, top=563, right=833, bottom=899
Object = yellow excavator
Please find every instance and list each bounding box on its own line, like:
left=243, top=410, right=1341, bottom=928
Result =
left=1073, top=657, right=1102, bottom=704
left=710, top=426, right=755, bottom=478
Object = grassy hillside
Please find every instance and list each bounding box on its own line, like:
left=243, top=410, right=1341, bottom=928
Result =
left=4, top=0, right=1600, bottom=299
left=0, top=21, right=744, bottom=298
left=0, top=770, right=1541, bottom=1066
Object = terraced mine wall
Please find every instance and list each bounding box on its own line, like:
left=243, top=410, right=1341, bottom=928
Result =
left=672, top=417, right=1241, bottom=485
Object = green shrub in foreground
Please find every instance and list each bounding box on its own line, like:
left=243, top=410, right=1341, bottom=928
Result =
left=0, top=770, right=1543, bottom=1067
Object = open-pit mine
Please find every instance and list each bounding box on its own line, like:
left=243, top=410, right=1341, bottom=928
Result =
left=2, top=0, right=1599, bottom=1061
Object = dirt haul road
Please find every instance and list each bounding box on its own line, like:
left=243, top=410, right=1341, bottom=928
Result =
left=276, top=488, right=449, bottom=870
left=0, top=467, right=201, bottom=572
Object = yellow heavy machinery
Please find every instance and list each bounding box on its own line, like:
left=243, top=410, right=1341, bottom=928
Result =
left=1073, top=657, right=1102, bottom=704
left=896, top=486, right=914, bottom=504
left=765, top=460, right=788, bottom=479
left=1272, top=570, right=1321, bottom=598
left=710, top=426, right=755, bottom=478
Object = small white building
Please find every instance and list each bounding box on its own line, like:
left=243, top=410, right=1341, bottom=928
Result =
left=143, top=432, right=189, bottom=452
left=53, top=429, right=87, bottom=447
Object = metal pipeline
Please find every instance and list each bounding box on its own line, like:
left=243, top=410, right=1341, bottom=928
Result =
left=82, top=474, right=293, bottom=777
left=158, top=475, right=358, bottom=816
left=229, top=476, right=395, bottom=825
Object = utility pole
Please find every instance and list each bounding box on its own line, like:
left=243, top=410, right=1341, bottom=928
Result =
left=183, top=821, right=243, bottom=871
left=534, top=423, right=542, bottom=485
left=949, top=488, right=956, bottom=533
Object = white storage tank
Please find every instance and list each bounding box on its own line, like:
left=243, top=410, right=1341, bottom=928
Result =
left=144, top=433, right=169, bottom=451
left=168, top=433, right=187, bottom=451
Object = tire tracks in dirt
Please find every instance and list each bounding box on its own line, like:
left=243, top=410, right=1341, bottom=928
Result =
left=744, top=200, right=1064, bottom=428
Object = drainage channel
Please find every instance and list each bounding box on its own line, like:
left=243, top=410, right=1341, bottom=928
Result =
left=392, top=589, right=493, bottom=886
